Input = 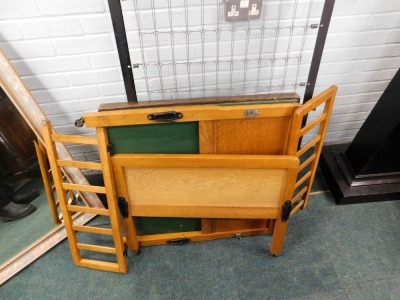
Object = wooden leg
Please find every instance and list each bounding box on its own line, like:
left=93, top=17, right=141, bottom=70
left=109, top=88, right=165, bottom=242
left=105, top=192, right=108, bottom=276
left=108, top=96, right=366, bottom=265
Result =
left=123, top=216, right=139, bottom=252
left=270, top=219, right=289, bottom=256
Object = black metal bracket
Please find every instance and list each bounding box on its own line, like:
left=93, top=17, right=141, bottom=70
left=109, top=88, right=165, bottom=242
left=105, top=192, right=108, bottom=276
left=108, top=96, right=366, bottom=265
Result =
left=166, top=238, right=191, bottom=245
left=147, top=111, right=183, bottom=122
left=107, top=144, right=113, bottom=154
left=118, top=197, right=129, bottom=218
left=281, top=200, right=293, bottom=222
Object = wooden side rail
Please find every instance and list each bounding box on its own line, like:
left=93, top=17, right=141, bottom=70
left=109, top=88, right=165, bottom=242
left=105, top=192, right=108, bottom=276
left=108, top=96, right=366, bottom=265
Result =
left=42, top=120, right=127, bottom=273
left=286, top=86, right=338, bottom=209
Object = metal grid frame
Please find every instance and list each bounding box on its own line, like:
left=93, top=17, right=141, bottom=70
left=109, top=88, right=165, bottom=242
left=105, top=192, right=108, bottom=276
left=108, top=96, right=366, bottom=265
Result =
left=108, top=0, right=335, bottom=103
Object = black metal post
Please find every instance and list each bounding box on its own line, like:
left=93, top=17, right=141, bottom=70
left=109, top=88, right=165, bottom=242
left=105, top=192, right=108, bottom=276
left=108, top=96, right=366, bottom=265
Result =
left=303, top=0, right=335, bottom=104
left=107, top=0, right=138, bottom=102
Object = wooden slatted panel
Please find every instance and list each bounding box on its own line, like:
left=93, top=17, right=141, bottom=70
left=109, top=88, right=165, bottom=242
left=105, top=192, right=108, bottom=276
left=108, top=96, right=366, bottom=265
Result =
left=42, top=120, right=127, bottom=273
left=286, top=86, right=338, bottom=211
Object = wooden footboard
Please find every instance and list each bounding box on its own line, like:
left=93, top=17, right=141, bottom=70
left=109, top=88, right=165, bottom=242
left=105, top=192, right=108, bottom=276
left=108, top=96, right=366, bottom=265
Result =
left=111, top=153, right=299, bottom=254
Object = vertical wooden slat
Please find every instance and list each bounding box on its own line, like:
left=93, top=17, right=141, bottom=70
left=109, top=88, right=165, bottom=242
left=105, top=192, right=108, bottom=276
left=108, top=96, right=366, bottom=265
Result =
left=34, top=140, right=60, bottom=225
left=112, top=164, right=139, bottom=251
left=96, top=127, right=128, bottom=273
left=199, top=120, right=216, bottom=233
left=270, top=165, right=299, bottom=255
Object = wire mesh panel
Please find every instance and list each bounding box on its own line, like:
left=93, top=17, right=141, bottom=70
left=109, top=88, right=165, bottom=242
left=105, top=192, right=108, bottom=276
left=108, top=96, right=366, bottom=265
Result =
left=122, top=0, right=324, bottom=101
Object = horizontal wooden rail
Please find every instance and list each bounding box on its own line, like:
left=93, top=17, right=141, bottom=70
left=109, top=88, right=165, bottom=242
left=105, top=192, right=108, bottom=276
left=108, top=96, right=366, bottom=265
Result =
left=295, top=171, right=312, bottom=190
left=84, top=103, right=301, bottom=127
left=62, top=183, right=106, bottom=194
left=76, top=243, right=116, bottom=254
left=67, top=205, right=110, bottom=216
left=57, top=160, right=103, bottom=170
left=290, top=200, right=305, bottom=217
left=112, top=153, right=299, bottom=169
left=72, top=225, right=113, bottom=235
left=299, top=113, right=327, bottom=136
left=51, top=134, right=98, bottom=145
left=79, top=259, right=121, bottom=273
left=297, top=135, right=321, bottom=157
left=299, top=154, right=316, bottom=172
left=292, top=186, right=308, bottom=204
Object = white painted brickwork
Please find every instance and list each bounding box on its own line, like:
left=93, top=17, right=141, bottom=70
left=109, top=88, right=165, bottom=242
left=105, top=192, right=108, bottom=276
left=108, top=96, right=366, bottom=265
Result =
left=0, top=0, right=399, bottom=158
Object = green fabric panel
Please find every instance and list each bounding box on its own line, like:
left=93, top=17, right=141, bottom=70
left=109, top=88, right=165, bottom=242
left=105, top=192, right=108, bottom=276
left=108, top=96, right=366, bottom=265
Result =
left=134, top=217, right=202, bottom=236
left=108, top=122, right=201, bottom=235
left=107, top=122, right=199, bottom=154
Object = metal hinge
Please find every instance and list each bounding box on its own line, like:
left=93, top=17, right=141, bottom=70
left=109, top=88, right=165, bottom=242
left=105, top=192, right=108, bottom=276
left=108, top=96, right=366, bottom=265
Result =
left=118, top=197, right=129, bottom=218
left=281, top=200, right=293, bottom=222
left=244, top=109, right=260, bottom=118
left=107, top=144, right=113, bottom=154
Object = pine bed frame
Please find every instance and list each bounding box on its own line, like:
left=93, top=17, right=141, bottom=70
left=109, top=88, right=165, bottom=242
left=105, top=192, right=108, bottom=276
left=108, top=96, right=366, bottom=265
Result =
left=43, top=86, right=337, bottom=273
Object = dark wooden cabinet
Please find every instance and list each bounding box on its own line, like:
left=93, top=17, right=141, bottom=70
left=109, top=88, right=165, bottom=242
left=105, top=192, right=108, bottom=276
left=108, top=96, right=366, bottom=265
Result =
left=0, top=87, right=37, bottom=179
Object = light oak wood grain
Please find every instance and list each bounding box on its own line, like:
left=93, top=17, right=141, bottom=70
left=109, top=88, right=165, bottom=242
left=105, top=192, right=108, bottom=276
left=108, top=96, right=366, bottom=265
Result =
left=84, top=103, right=300, bottom=127
left=125, top=167, right=286, bottom=209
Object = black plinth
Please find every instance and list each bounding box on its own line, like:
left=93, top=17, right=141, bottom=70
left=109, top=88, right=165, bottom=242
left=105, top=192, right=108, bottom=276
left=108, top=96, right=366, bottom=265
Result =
left=320, top=144, right=400, bottom=205
left=320, top=68, right=400, bottom=205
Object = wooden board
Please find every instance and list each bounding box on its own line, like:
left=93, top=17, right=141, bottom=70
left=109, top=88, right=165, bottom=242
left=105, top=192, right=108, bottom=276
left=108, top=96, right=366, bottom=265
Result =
left=98, top=94, right=300, bottom=111
left=84, top=102, right=300, bottom=128
left=112, top=153, right=298, bottom=219
left=86, top=101, right=300, bottom=237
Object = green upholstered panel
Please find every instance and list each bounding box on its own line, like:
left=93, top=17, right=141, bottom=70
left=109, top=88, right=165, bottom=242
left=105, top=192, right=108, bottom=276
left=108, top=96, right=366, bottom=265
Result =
left=107, top=122, right=199, bottom=154
left=108, top=122, right=201, bottom=235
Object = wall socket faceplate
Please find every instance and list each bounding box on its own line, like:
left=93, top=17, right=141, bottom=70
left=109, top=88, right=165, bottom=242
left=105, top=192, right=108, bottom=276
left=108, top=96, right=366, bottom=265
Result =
left=225, top=0, right=263, bottom=21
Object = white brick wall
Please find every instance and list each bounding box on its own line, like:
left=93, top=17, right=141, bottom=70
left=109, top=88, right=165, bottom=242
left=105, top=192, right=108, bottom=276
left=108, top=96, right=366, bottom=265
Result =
left=0, top=0, right=399, bottom=155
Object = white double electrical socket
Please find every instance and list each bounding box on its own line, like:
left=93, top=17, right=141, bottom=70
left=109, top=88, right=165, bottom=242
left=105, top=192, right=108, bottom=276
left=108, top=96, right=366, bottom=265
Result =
left=225, top=0, right=263, bottom=21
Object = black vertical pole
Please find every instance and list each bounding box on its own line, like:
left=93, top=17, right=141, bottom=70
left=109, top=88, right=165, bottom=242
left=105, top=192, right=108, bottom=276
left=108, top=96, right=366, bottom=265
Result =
left=303, top=0, right=335, bottom=104
left=298, top=0, right=335, bottom=148
left=107, top=0, right=138, bottom=102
